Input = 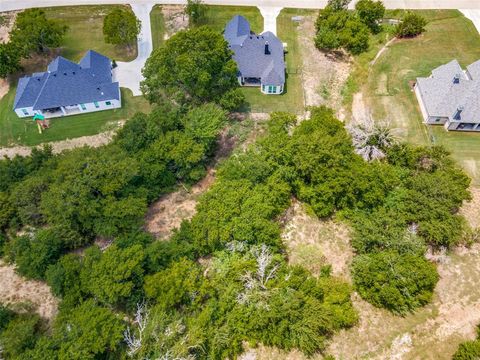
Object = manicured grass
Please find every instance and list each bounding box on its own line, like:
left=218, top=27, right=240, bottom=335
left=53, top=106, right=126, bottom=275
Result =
left=150, top=5, right=166, bottom=50
left=240, top=9, right=309, bottom=114
left=44, top=5, right=137, bottom=62
left=202, top=6, right=306, bottom=114
left=355, top=10, right=480, bottom=183
left=0, top=88, right=151, bottom=147
left=200, top=5, right=263, bottom=34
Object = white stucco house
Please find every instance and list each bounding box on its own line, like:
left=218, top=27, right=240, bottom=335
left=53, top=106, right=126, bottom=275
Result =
left=415, top=59, right=480, bottom=131
left=13, top=50, right=121, bottom=119
left=224, top=15, right=286, bottom=95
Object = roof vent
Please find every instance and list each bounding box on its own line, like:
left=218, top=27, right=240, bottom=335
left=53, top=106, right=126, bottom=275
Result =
left=97, top=87, right=101, bottom=91
left=72, top=71, right=75, bottom=75
left=453, top=105, right=464, bottom=120
left=453, top=74, right=461, bottom=84
left=64, top=72, right=67, bottom=76
left=264, top=41, right=270, bottom=55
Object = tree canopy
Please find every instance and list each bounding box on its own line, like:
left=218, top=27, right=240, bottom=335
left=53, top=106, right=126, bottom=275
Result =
left=103, top=7, right=141, bottom=47
left=141, top=26, right=242, bottom=108
left=10, top=8, right=67, bottom=54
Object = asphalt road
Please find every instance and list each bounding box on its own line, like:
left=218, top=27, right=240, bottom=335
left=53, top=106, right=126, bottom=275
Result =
left=2, top=0, right=480, bottom=12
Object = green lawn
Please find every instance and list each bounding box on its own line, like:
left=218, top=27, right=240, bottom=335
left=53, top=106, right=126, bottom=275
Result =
left=0, top=5, right=155, bottom=148
left=44, top=5, right=138, bottom=62
left=200, top=5, right=263, bottom=33
left=150, top=5, right=166, bottom=50
left=201, top=6, right=306, bottom=114
left=240, top=9, right=308, bottom=114
left=355, top=10, right=480, bottom=183
left=0, top=88, right=150, bottom=147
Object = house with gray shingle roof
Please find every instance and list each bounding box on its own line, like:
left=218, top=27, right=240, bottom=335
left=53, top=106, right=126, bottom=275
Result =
left=224, top=15, right=285, bottom=95
left=13, top=50, right=121, bottom=119
left=415, top=59, right=480, bottom=131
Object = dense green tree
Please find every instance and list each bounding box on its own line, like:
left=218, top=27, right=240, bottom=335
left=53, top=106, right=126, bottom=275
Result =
left=218, top=88, right=246, bottom=111
left=355, top=0, right=385, bottom=33
left=54, top=299, right=124, bottom=360
left=7, top=228, right=68, bottom=279
left=183, top=103, right=227, bottom=150
left=0, top=42, right=21, bottom=78
left=352, top=251, right=439, bottom=314
left=82, top=245, right=145, bottom=306
left=46, top=254, right=84, bottom=308
left=0, top=314, right=42, bottom=358
left=315, top=6, right=370, bottom=54
left=10, top=8, right=67, bottom=54
left=142, top=26, right=239, bottom=106
left=0, top=304, right=14, bottom=333
left=185, top=0, right=207, bottom=26
left=144, top=258, right=207, bottom=310
left=103, top=7, right=141, bottom=47
left=395, top=12, right=427, bottom=38
left=0, top=192, right=14, bottom=230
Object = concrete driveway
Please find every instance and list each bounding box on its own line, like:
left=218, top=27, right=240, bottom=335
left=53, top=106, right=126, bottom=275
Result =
left=113, top=3, right=154, bottom=96
left=3, top=0, right=480, bottom=12
left=461, top=10, right=480, bottom=34
left=258, top=6, right=282, bottom=35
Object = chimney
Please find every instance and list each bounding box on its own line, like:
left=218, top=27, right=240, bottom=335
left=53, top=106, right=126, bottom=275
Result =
left=264, top=41, right=270, bottom=55
left=453, top=73, right=461, bottom=84
left=453, top=105, right=464, bottom=120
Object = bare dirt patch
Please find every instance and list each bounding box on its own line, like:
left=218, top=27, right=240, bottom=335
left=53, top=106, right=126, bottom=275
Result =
left=0, top=261, right=58, bottom=320
left=145, top=129, right=236, bottom=240
left=162, top=5, right=188, bottom=38
left=296, top=14, right=351, bottom=116
left=242, top=189, right=480, bottom=360
left=0, top=11, right=16, bottom=44
left=281, top=199, right=353, bottom=280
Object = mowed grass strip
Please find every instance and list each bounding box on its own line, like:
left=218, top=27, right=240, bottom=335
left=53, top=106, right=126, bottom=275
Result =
left=0, top=88, right=151, bottom=147
left=150, top=5, right=166, bottom=50
left=360, top=10, right=480, bottom=183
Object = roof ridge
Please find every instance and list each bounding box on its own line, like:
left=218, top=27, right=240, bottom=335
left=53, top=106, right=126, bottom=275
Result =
left=32, top=72, right=51, bottom=110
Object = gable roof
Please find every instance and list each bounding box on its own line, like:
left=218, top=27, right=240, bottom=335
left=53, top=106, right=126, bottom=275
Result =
left=224, top=16, right=285, bottom=87
left=14, top=50, right=120, bottom=111
left=416, top=59, right=480, bottom=123
left=224, top=15, right=251, bottom=46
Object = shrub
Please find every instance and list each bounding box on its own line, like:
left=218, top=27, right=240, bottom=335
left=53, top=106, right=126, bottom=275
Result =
left=352, top=251, right=438, bottom=314
left=395, top=12, right=427, bottom=38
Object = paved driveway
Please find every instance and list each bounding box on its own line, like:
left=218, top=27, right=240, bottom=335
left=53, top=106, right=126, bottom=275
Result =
left=461, top=10, right=480, bottom=34
left=258, top=6, right=282, bottom=34
left=113, top=3, right=154, bottom=95
left=3, top=0, right=480, bottom=12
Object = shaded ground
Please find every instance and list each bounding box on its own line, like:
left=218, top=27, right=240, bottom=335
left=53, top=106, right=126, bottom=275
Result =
left=0, top=261, right=58, bottom=320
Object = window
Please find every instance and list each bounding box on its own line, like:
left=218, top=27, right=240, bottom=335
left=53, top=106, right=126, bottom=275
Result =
left=94, top=101, right=99, bottom=108
left=22, top=109, right=29, bottom=116
left=80, top=103, right=87, bottom=110
left=436, top=118, right=441, bottom=122
left=268, top=86, right=275, bottom=94
left=105, top=101, right=112, bottom=106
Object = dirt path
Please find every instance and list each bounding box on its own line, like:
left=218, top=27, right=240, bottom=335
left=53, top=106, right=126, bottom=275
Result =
left=0, top=261, right=58, bottom=320
left=0, top=125, right=122, bottom=158
left=145, top=128, right=236, bottom=240
left=371, top=37, right=396, bottom=66
left=297, top=14, right=351, bottom=117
